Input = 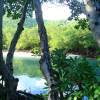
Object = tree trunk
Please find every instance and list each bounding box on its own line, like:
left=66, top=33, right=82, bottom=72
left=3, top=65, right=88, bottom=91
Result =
left=6, top=0, right=30, bottom=75
left=83, top=0, right=100, bottom=46
left=34, top=0, right=59, bottom=100
left=0, top=0, right=4, bottom=75
left=0, top=0, right=18, bottom=100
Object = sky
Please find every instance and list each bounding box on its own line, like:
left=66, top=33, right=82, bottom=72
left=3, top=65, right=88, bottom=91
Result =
left=33, top=2, right=71, bottom=20
left=42, top=2, right=71, bottom=20
left=33, top=1, right=86, bottom=20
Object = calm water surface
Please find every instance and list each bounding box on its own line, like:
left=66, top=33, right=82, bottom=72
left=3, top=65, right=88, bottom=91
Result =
left=13, top=55, right=42, bottom=77
left=3, top=52, right=47, bottom=94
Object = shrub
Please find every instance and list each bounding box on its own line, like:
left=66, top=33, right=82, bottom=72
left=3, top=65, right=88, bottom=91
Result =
left=3, top=20, right=99, bottom=57
left=47, top=22, right=99, bottom=57
left=3, top=27, right=16, bottom=49
left=31, top=47, right=41, bottom=55
left=51, top=49, right=99, bottom=99
left=16, top=27, right=39, bottom=50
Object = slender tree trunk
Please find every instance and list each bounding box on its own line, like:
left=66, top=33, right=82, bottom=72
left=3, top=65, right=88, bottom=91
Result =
left=0, top=0, right=18, bottom=100
left=83, top=0, right=100, bottom=46
left=0, top=0, right=4, bottom=75
left=34, top=0, right=59, bottom=100
left=6, top=0, right=30, bottom=75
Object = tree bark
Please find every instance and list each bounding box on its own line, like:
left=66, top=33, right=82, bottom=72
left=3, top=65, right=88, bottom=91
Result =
left=6, top=0, right=30, bottom=75
left=0, top=0, right=18, bottom=100
left=0, top=0, right=4, bottom=75
left=83, top=0, right=100, bottom=46
left=34, top=0, right=59, bottom=100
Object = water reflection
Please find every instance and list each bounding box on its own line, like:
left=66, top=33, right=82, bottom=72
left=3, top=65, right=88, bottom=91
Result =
left=3, top=52, right=42, bottom=77
left=16, top=75, right=48, bottom=94
left=3, top=52, right=47, bottom=94
left=13, top=56, right=42, bottom=77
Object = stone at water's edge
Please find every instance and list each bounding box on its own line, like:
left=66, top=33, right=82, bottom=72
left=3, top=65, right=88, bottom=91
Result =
left=15, top=75, right=48, bottom=94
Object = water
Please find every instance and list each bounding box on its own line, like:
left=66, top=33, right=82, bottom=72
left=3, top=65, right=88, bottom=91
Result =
left=15, top=75, right=47, bottom=94
left=3, top=52, right=47, bottom=94
left=13, top=55, right=42, bottom=77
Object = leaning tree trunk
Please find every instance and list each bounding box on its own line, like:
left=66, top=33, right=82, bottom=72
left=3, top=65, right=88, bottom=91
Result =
left=6, top=0, right=30, bottom=75
left=34, top=0, right=59, bottom=100
left=0, top=0, right=18, bottom=100
left=83, top=0, right=100, bottom=46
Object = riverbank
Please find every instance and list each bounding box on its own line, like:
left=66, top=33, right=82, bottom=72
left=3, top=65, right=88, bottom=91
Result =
left=3, top=51, right=40, bottom=58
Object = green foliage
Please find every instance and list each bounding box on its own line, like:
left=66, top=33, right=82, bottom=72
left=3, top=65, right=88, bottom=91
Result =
left=6, top=0, right=33, bottom=19
left=31, top=47, right=40, bottom=55
left=3, top=17, right=99, bottom=56
left=3, top=26, right=16, bottom=49
left=17, top=29, right=41, bottom=55
left=67, top=0, right=84, bottom=19
left=51, top=49, right=100, bottom=99
left=47, top=21, right=99, bottom=57
left=3, top=17, right=39, bottom=51
left=16, top=27, right=39, bottom=50
left=75, top=17, right=89, bottom=30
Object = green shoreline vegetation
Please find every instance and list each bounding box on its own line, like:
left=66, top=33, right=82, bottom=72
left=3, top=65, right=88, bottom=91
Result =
left=3, top=17, right=100, bottom=57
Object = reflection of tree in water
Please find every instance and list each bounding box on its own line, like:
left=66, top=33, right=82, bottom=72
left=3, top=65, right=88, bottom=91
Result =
left=13, top=57, right=42, bottom=77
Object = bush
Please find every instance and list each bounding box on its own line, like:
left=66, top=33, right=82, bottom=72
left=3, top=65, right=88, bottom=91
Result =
left=31, top=47, right=41, bottom=55
left=51, top=49, right=99, bottom=99
left=3, top=17, right=39, bottom=52
left=3, top=25, right=40, bottom=52
left=3, top=19, right=99, bottom=57
left=47, top=22, right=99, bottom=57
left=3, top=27, right=16, bottom=49
left=16, top=27, right=39, bottom=50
